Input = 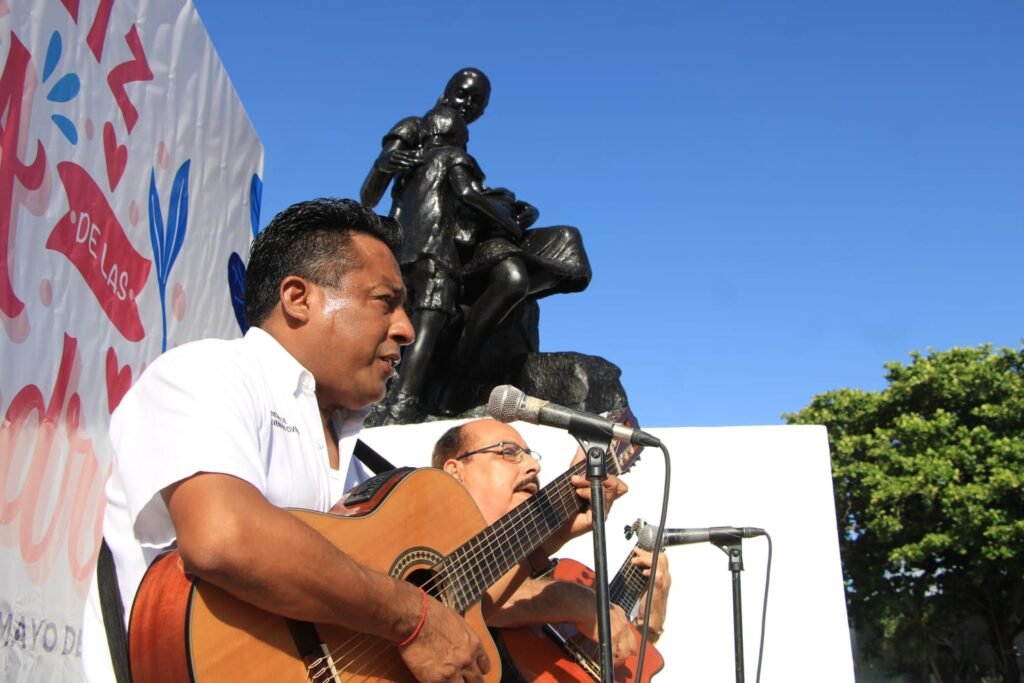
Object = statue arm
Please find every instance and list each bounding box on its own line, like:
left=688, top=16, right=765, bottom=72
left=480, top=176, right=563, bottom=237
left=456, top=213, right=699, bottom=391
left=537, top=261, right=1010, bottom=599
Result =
left=360, top=137, right=423, bottom=208
left=448, top=165, right=523, bottom=240
left=360, top=118, right=423, bottom=208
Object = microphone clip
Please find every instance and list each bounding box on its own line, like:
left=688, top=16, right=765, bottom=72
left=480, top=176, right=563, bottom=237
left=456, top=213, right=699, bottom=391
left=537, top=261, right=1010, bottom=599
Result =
left=573, top=433, right=613, bottom=480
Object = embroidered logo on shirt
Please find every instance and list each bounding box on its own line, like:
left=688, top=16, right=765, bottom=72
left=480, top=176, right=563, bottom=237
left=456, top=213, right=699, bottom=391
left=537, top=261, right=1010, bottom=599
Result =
left=270, top=410, right=300, bottom=434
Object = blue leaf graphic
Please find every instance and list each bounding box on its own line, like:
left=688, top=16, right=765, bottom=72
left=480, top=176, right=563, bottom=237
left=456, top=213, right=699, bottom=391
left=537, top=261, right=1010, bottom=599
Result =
left=51, top=114, right=78, bottom=144
left=148, top=169, right=165, bottom=280
left=43, top=32, right=61, bottom=83
left=47, top=73, right=80, bottom=102
left=163, top=160, right=191, bottom=285
left=249, top=174, right=262, bottom=237
left=228, top=252, right=249, bottom=334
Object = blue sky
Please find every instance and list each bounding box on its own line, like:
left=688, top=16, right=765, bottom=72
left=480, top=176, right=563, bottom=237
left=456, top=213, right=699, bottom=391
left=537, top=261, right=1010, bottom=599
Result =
left=192, top=1, right=1023, bottom=428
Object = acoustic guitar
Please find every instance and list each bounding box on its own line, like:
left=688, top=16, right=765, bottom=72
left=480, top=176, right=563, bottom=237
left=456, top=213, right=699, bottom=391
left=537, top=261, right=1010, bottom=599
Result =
left=128, top=444, right=642, bottom=682
left=495, top=520, right=665, bottom=683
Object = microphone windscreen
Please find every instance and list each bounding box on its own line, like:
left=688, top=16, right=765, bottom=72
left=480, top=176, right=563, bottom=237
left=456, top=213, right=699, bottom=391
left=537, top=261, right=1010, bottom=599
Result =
left=637, top=523, right=658, bottom=551
left=487, top=385, right=523, bottom=423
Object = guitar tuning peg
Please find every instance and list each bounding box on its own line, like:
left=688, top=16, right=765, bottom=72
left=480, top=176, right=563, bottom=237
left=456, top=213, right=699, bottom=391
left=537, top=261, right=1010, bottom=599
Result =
left=624, top=518, right=645, bottom=540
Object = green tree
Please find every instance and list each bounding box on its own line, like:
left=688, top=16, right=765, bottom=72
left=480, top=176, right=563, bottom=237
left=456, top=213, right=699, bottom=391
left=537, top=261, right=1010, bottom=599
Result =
left=785, top=345, right=1024, bottom=682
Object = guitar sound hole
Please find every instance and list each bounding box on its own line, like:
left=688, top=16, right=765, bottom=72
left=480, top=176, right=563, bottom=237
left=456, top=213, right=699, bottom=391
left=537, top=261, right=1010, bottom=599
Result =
left=390, top=548, right=453, bottom=609
left=408, top=566, right=463, bottom=612
left=405, top=568, right=432, bottom=589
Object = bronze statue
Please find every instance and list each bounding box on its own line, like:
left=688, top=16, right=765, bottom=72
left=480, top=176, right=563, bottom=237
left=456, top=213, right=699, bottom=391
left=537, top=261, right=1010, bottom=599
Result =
left=361, top=68, right=592, bottom=423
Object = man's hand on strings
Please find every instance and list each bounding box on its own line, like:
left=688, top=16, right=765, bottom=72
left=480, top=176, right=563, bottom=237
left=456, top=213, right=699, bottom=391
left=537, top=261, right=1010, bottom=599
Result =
left=543, top=445, right=629, bottom=554
left=398, top=590, right=491, bottom=683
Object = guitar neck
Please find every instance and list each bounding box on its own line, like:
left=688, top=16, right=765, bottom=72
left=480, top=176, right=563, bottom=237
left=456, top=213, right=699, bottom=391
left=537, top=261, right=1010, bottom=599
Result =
left=443, top=460, right=589, bottom=613
left=608, top=543, right=647, bottom=613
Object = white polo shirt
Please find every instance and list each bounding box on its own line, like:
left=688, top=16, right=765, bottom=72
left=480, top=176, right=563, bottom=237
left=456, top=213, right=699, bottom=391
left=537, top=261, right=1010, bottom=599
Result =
left=81, top=327, right=371, bottom=682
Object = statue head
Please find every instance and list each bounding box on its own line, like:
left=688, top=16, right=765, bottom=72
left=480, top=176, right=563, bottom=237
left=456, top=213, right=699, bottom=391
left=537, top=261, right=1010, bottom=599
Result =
left=441, top=68, right=491, bottom=124
left=422, top=106, right=470, bottom=149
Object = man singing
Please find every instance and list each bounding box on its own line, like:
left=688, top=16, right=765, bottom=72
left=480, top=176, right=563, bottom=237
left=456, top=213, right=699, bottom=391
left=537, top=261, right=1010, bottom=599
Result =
left=82, top=198, right=488, bottom=682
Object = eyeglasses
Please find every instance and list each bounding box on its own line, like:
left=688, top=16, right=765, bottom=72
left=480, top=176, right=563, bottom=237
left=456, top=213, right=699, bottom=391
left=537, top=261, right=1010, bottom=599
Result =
left=455, top=442, right=541, bottom=464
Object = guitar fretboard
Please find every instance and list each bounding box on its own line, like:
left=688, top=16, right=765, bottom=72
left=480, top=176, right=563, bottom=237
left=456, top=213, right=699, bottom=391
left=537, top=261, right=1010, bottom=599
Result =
left=609, top=546, right=647, bottom=612
left=440, top=460, right=590, bottom=613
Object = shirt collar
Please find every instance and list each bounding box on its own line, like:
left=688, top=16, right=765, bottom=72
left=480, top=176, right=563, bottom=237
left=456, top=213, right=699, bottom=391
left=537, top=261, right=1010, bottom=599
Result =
left=243, top=326, right=314, bottom=397
left=245, top=326, right=373, bottom=427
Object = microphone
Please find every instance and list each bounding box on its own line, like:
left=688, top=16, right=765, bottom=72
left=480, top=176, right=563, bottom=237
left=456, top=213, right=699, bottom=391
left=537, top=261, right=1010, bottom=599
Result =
left=487, top=385, right=662, bottom=448
left=637, top=524, right=765, bottom=550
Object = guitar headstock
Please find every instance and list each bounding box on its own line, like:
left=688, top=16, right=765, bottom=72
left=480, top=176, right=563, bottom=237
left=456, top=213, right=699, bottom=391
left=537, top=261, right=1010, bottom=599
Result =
left=604, top=406, right=645, bottom=476
left=624, top=518, right=649, bottom=541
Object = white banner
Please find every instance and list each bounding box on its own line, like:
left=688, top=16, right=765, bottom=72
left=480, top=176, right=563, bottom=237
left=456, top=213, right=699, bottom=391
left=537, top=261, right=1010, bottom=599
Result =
left=0, top=1, right=262, bottom=679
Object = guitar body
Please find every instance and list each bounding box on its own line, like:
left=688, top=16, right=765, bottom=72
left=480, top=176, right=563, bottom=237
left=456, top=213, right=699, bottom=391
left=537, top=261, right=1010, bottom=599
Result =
left=129, top=468, right=501, bottom=682
left=497, top=559, right=664, bottom=683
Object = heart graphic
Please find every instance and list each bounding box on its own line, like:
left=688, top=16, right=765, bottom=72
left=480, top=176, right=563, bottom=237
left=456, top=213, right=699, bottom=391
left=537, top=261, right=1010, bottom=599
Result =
left=105, top=347, right=132, bottom=414
left=103, top=121, right=127, bottom=191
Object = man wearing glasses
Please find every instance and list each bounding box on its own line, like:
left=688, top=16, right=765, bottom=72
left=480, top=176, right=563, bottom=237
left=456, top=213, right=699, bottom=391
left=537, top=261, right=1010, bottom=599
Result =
left=431, top=418, right=672, bottom=671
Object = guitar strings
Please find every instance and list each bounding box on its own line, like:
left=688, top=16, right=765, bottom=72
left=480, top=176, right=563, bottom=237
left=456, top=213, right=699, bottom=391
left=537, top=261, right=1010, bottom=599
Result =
left=305, top=462, right=590, bottom=681
left=343, top=494, right=647, bottom=683
left=326, top=444, right=634, bottom=681
left=305, top=497, right=577, bottom=682
left=308, top=480, right=582, bottom=681
left=614, top=553, right=648, bottom=613
left=540, top=545, right=650, bottom=674
left=433, top=463, right=583, bottom=605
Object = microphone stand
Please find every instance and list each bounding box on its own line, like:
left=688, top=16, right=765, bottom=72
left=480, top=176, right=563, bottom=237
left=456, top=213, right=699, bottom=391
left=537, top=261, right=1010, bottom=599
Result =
left=713, top=539, right=746, bottom=683
left=573, top=432, right=615, bottom=683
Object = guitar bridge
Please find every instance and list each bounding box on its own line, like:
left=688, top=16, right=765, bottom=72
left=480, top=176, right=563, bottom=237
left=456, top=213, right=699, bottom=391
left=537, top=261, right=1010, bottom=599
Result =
left=308, top=643, right=341, bottom=683
left=541, top=624, right=602, bottom=683
left=286, top=618, right=340, bottom=682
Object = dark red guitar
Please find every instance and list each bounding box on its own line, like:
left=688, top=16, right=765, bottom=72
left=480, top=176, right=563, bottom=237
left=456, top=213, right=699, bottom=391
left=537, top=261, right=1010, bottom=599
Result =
left=495, top=525, right=665, bottom=683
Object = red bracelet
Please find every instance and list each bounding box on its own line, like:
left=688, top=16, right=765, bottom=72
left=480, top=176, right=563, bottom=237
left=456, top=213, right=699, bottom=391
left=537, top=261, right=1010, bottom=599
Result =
left=394, top=588, right=428, bottom=648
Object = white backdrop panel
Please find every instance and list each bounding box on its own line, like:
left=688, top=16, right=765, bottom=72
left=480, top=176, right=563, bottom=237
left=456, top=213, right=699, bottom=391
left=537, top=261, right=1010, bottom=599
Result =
left=361, top=421, right=855, bottom=683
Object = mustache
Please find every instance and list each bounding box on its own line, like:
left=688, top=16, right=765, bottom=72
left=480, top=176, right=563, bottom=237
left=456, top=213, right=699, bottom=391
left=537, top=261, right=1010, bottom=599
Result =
left=514, top=476, right=541, bottom=493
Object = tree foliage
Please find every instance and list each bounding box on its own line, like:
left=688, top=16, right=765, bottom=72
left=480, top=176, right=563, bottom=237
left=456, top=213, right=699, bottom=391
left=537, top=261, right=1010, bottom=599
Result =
left=785, top=345, right=1024, bottom=682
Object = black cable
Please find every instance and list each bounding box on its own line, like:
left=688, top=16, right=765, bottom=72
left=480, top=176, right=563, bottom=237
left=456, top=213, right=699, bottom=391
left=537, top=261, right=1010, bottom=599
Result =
left=607, top=440, right=771, bottom=683
left=754, top=532, right=773, bottom=683
left=633, top=441, right=671, bottom=683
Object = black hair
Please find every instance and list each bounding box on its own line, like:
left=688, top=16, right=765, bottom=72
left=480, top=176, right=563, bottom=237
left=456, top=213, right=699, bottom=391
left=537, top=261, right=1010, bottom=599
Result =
left=432, top=423, right=468, bottom=469
left=244, top=198, right=402, bottom=326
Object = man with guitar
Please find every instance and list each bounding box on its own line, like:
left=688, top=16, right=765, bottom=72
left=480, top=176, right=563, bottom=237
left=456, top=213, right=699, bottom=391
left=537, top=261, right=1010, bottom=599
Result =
left=82, top=198, right=625, bottom=683
left=432, top=419, right=671, bottom=679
